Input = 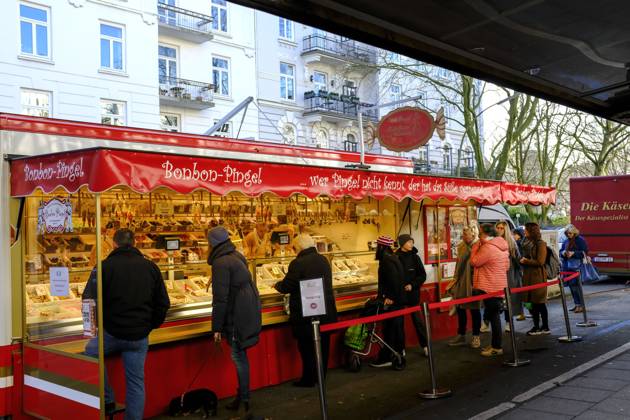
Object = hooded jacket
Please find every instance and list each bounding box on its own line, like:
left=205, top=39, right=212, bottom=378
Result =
left=83, top=246, right=170, bottom=341
left=208, top=240, right=262, bottom=349
left=470, top=237, right=509, bottom=294
left=395, top=246, right=426, bottom=306
left=377, top=248, right=405, bottom=306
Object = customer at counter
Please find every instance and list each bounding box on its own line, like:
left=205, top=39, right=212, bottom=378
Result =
left=208, top=227, right=262, bottom=415
left=244, top=222, right=270, bottom=258
left=84, top=229, right=170, bottom=419
left=273, top=234, right=338, bottom=387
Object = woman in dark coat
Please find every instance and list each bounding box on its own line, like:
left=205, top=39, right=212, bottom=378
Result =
left=496, top=220, right=524, bottom=327
left=208, top=227, right=261, bottom=413
left=395, top=233, right=428, bottom=355
left=560, top=224, right=589, bottom=312
left=520, top=223, right=549, bottom=336
left=274, top=234, right=338, bottom=387
left=370, top=235, right=406, bottom=369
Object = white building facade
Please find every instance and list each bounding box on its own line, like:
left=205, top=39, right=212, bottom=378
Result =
left=0, top=1, right=478, bottom=176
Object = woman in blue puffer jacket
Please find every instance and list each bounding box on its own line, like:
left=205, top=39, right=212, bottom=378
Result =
left=560, top=224, right=589, bottom=313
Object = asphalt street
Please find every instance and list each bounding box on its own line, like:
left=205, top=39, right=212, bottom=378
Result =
left=153, top=277, right=630, bottom=420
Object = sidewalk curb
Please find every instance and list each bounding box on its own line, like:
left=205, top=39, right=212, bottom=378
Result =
left=468, top=341, right=630, bottom=420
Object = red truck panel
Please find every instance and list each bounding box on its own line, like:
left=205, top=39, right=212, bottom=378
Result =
left=570, top=175, right=630, bottom=275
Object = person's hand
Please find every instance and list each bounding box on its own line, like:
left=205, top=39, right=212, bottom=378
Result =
left=520, top=257, right=527, bottom=264
left=213, top=332, right=222, bottom=343
left=404, top=284, right=412, bottom=292
left=384, top=298, right=394, bottom=306
left=567, top=251, right=574, bottom=258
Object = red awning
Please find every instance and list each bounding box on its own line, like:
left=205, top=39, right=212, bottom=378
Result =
left=10, top=148, right=556, bottom=205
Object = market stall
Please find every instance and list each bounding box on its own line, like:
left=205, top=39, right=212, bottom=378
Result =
left=9, top=146, right=555, bottom=418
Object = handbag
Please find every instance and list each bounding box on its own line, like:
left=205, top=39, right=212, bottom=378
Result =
left=580, top=256, right=600, bottom=284
left=565, top=258, right=581, bottom=271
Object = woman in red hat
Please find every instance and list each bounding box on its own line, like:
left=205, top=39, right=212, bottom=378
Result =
left=369, top=235, right=406, bottom=369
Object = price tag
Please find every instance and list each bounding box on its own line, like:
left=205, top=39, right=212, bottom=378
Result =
left=49, top=267, right=70, bottom=297
left=300, top=277, right=326, bottom=317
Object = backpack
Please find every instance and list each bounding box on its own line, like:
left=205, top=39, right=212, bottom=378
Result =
left=344, top=324, right=368, bottom=351
left=544, top=244, right=560, bottom=280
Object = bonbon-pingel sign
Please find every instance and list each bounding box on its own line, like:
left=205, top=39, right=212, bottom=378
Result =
left=377, top=107, right=446, bottom=152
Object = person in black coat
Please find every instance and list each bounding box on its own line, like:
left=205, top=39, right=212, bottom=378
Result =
left=370, top=235, right=406, bottom=369
left=208, top=227, right=261, bottom=414
left=395, top=234, right=428, bottom=356
left=274, top=234, right=338, bottom=387
left=83, top=229, right=170, bottom=419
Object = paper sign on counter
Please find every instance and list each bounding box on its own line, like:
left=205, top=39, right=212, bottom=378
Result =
left=300, top=277, right=326, bottom=317
left=49, top=266, right=70, bottom=296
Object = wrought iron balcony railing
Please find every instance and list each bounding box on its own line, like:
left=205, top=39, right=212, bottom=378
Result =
left=302, top=35, right=377, bottom=64
left=159, top=77, right=214, bottom=109
left=157, top=3, right=213, bottom=37
left=303, top=91, right=378, bottom=121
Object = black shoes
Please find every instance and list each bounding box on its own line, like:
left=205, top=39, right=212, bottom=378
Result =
left=226, top=398, right=249, bottom=412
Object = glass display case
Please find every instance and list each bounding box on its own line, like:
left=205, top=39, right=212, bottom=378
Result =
left=22, top=187, right=392, bottom=339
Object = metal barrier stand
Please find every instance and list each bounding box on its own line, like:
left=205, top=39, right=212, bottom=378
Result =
left=312, top=319, right=329, bottom=420
left=503, top=287, right=530, bottom=367
left=558, top=275, right=583, bottom=343
left=576, top=275, right=598, bottom=328
left=418, top=302, right=452, bottom=399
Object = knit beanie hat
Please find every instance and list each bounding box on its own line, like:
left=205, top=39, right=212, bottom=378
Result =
left=208, top=226, right=230, bottom=247
left=397, top=234, right=413, bottom=247
left=376, top=235, right=395, bottom=247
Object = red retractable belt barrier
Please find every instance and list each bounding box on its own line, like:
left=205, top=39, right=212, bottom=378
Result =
left=320, top=272, right=580, bottom=333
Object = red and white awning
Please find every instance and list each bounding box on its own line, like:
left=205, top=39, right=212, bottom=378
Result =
left=10, top=148, right=556, bottom=205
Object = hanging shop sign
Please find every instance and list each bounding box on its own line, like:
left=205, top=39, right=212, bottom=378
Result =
left=376, top=107, right=446, bottom=152
left=10, top=148, right=556, bottom=206
left=37, top=197, right=73, bottom=233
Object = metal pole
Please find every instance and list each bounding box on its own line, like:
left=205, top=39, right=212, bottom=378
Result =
left=96, top=194, right=105, bottom=419
left=312, top=319, right=328, bottom=420
left=558, top=276, right=582, bottom=343
left=419, top=302, right=452, bottom=399
left=357, top=105, right=367, bottom=168
left=503, top=287, right=530, bottom=367
left=576, top=274, right=598, bottom=328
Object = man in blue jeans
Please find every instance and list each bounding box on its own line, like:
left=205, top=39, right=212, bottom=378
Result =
left=84, top=229, right=170, bottom=419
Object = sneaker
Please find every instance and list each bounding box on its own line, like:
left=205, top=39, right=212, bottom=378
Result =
left=369, top=360, right=393, bottom=368
left=480, top=322, right=491, bottom=333
left=480, top=347, right=503, bottom=357
left=448, top=335, right=466, bottom=347
left=402, top=349, right=406, bottom=357
left=527, top=328, right=541, bottom=336
left=539, top=328, right=551, bottom=335
left=504, top=323, right=511, bottom=333
left=516, top=314, right=526, bottom=321
left=471, top=336, right=481, bottom=349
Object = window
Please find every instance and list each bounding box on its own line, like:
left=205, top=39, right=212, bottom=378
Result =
left=344, top=133, right=357, bottom=152
left=440, top=98, right=451, bottom=121
left=213, top=120, right=232, bottom=137
left=343, top=80, right=357, bottom=96
left=437, top=67, right=450, bottom=79
left=443, top=144, right=452, bottom=170
left=20, top=3, right=50, bottom=58
left=390, top=84, right=402, bottom=103
left=158, top=0, right=176, bottom=26
left=212, top=57, right=230, bottom=96
left=283, top=124, right=296, bottom=144
left=280, top=63, right=295, bottom=101
left=211, top=0, right=228, bottom=33
left=419, top=144, right=429, bottom=163
left=160, top=113, right=180, bottom=132
left=100, top=23, right=124, bottom=71
left=315, top=129, right=328, bottom=149
left=21, top=89, right=51, bottom=117
left=100, top=100, right=126, bottom=126
left=424, top=206, right=477, bottom=263
left=464, top=146, right=474, bottom=168
left=385, top=51, right=401, bottom=63
left=313, top=71, right=327, bottom=93
left=278, top=18, right=293, bottom=41
left=158, top=45, right=177, bottom=84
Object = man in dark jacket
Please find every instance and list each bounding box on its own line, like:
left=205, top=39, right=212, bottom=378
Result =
left=370, top=235, right=406, bottom=369
left=84, top=229, right=170, bottom=420
left=208, top=227, right=261, bottom=414
left=274, top=234, right=338, bottom=387
left=395, top=234, right=428, bottom=356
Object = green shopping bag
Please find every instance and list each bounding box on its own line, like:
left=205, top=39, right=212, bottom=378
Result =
left=344, top=324, right=368, bottom=351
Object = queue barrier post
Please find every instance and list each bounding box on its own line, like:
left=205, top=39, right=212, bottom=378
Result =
left=418, top=302, right=452, bottom=399
left=312, top=319, right=329, bottom=420
left=558, top=275, right=583, bottom=343
left=502, top=287, right=530, bottom=367
left=575, top=275, right=598, bottom=328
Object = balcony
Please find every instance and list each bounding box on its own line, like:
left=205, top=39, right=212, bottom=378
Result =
left=157, top=3, right=213, bottom=43
left=303, top=91, right=378, bottom=123
left=159, top=77, right=215, bottom=110
left=301, top=35, right=377, bottom=67
left=412, top=158, right=476, bottom=178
